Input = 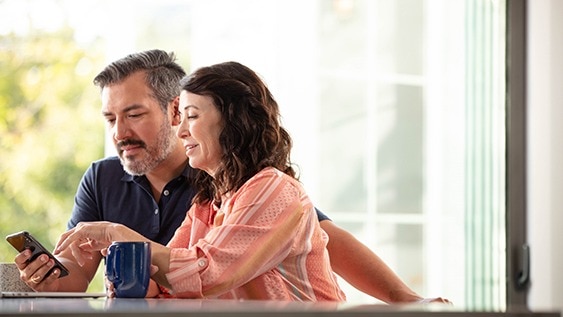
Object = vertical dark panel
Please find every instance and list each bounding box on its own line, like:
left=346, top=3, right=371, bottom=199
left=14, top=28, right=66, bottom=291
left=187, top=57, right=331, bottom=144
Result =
left=505, top=0, right=529, bottom=309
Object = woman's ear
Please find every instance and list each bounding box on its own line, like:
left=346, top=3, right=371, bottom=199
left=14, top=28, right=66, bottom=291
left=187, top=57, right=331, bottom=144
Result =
left=170, top=96, right=181, bottom=126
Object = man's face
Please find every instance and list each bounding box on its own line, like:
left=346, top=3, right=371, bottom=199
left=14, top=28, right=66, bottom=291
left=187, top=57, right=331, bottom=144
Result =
left=101, top=71, right=176, bottom=175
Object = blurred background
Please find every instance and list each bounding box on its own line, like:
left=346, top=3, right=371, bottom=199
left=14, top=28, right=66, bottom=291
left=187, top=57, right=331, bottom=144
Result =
left=0, top=0, right=509, bottom=309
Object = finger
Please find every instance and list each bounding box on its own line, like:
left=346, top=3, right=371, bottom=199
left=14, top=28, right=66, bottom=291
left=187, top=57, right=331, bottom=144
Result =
left=20, top=254, right=49, bottom=281
left=42, top=268, right=61, bottom=285
left=31, top=267, right=61, bottom=292
left=28, top=274, right=43, bottom=285
left=104, top=276, right=116, bottom=298
left=109, top=283, right=116, bottom=298
left=54, top=228, right=76, bottom=254
left=26, top=256, right=57, bottom=285
left=104, top=277, right=113, bottom=291
left=79, top=239, right=108, bottom=253
left=424, top=297, right=453, bottom=305
left=55, top=235, right=81, bottom=255
left=150, top=264, right=159, bottom=276
left=69, top=242, right=88, bottom=267
left=433, top=297, right=451, bottom=304
left=14, top=249, right=33, bottom=268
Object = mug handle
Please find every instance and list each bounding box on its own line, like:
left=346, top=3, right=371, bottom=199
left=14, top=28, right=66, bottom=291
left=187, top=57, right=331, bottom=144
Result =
left=106, top=244, right=121, bottom=285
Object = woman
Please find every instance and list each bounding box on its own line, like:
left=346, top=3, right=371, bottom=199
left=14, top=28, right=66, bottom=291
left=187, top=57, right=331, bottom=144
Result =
left=54, top=61, right=346, bottom=301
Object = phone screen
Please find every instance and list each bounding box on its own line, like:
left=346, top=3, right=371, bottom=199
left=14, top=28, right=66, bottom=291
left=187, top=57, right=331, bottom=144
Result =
left=6, top=231, right=70, bottom=279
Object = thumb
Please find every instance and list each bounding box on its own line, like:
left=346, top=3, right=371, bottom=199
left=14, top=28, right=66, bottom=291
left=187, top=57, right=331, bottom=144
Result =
left=150, top=264, right=159, bottom=276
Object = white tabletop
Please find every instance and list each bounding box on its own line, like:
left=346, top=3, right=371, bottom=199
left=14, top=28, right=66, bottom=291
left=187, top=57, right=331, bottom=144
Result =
left=0, top=297, right=559, bottom=317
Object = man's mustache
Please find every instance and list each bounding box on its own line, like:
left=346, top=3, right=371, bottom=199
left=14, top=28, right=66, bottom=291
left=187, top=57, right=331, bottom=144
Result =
left=117, top=139, right=146, bottom=153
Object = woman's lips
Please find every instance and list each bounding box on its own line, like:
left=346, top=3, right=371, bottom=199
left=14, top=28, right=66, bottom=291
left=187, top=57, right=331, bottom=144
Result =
left=184, top=144, right=198, bottom=155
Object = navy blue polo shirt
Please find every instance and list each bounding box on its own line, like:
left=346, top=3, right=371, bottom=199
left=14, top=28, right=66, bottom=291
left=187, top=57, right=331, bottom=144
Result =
left=68, top=156, right=196, bottom=245
left=68, top=156, right=330, bottom=245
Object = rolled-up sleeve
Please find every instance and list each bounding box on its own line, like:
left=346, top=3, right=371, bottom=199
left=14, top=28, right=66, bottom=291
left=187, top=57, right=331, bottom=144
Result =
left=165, top=248, right=207, bottom=297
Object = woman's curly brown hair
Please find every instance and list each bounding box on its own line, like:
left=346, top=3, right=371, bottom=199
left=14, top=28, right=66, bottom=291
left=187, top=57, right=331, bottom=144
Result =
left=180, top=62, right=297, bottom=205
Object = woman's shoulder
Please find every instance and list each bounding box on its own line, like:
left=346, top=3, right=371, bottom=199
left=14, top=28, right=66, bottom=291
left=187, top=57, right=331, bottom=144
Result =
left=242, top=167, right=301, bottom=191
left=229, top=167, right=304, bottom=204
left=253, top=167, right=291, bottom=180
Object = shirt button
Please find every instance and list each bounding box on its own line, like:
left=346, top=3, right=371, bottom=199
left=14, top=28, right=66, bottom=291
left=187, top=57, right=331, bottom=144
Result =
left=163, top=190, right=170, bottom=196
left=154, top=209, right=159, bottom=215
left=198, top=259, right=207, bottom=268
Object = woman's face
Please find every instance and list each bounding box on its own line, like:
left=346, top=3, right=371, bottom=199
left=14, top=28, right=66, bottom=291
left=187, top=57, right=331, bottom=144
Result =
left=176, top=91, right=224, bottom=177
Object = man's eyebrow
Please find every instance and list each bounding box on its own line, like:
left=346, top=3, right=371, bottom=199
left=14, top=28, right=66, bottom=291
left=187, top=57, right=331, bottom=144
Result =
left=102, top=104, right=145, bottom=116
left=101, top=110, right=113, bottom=117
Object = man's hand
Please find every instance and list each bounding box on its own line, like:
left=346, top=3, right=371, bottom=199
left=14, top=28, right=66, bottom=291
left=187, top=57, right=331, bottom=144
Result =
left=14, top=250, right=62, bottom=292
left=54, top=221, right=147, bottom=266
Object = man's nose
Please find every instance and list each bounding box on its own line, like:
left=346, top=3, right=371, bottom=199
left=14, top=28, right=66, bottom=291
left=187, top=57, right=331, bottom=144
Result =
left=113, top=118, right=131, bottom=141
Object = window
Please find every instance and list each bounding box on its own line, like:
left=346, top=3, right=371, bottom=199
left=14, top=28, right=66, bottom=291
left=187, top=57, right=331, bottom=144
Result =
left=188, top=0, right=507, bottom=309
left=1, top=0, right=510, bottom=309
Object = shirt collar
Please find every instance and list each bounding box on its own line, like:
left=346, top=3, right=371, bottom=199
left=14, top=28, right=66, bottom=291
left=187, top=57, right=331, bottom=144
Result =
left=120, top=162, right=192, bottom=183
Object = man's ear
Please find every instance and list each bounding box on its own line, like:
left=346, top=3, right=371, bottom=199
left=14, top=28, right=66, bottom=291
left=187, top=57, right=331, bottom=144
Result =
left=170, top=96, right=181, bottom=126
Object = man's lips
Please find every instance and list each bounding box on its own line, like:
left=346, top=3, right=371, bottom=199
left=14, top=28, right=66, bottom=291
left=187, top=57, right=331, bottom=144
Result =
left=120, top=144, right=142, bottom=151
left=117, top=141, right=145, bottom=155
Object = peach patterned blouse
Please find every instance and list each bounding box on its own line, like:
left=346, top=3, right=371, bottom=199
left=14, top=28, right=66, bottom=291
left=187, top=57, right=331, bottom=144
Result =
left=160, top=167, right=346, bottom=301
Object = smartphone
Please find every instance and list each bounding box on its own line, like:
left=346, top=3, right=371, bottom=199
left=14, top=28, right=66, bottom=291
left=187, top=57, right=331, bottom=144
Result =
left=6, top=231, right=69, bottom=279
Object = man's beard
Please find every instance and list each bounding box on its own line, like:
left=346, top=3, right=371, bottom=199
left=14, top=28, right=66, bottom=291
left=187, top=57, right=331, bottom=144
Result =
left=117, top=119, right=176, bottom=176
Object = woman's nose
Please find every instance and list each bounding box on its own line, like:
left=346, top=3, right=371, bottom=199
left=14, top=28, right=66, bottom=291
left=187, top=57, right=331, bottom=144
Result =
left=176, top=117, right=190, bottom=139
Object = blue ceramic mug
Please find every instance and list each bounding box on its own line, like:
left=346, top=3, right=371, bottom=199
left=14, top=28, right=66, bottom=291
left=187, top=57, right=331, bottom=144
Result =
left=105, top=241, right=151, bottom=298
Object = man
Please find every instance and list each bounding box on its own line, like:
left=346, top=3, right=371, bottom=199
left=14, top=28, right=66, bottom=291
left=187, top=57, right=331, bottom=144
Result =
left=14, top=49, right=443, bottom=303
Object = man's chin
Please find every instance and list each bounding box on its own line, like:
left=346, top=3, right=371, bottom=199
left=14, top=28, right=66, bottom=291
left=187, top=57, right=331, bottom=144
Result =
left=124, top=167, right=145, bottom=176
left=120, top=157, right=147, bottom=176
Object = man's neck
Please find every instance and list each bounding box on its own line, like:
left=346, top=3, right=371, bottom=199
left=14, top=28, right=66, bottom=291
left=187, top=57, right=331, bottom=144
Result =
left=145, top=145, right=189, bottom=202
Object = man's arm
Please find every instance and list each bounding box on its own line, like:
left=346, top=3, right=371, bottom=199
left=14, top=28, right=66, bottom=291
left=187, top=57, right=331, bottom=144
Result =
left=16, top=162, right=105, bottom=292
left=320, top=220, right=423, bottom=303
left=15, top=246, right=102, bottom=292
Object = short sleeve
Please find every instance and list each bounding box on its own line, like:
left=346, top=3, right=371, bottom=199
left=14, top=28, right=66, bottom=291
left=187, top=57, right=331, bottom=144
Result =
left=315, top=207, right=331, bottom=222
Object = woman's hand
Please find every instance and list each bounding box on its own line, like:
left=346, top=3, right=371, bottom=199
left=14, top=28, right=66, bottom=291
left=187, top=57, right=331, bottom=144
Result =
left=54, top=221, right=146, bottom=266
left=104, top=273, right=116, bottom=298
left=418, top=297, right=453, bottom=305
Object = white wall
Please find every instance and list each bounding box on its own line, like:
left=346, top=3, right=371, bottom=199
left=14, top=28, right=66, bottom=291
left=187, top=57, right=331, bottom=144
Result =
left=527, top=0, right=563, bottom=311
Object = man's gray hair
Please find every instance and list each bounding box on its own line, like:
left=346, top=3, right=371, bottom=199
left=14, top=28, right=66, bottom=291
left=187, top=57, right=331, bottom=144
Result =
left=93, top=49, right=186, bottom=112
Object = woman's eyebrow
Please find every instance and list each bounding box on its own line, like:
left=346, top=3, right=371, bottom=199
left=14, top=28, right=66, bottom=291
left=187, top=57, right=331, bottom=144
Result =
left=183, top=104, right=198, bottom=111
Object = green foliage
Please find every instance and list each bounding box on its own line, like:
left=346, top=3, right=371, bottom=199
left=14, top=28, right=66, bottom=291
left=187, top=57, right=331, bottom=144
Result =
left=0, top=27, right=105, bottom=263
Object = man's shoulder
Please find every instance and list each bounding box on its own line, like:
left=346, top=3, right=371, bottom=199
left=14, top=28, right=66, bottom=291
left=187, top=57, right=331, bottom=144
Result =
left=84, top=156, right=127, bottom=179
left=90, top=156, right=123, bottom=170
left=77, top=156, right=135, bottom=194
